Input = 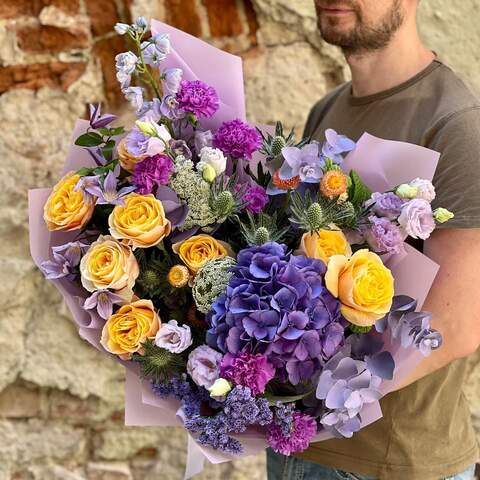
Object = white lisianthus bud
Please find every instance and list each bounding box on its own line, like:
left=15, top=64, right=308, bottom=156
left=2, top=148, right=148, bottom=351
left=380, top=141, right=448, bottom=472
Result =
left=207, top=378, right=232, bottom=397
left=409, top=178, right=436, bottom=202
left=202, top=164, right=217, bottom=183
left=433, top=207, right=454, bottom=223
left=199, top=146, right=227, bottom=176
left=396, top=183, right=418, bottom=199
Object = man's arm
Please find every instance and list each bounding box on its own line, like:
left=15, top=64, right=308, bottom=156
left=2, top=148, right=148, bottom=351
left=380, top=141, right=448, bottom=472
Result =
left=392, top=227, right=480, bottom=390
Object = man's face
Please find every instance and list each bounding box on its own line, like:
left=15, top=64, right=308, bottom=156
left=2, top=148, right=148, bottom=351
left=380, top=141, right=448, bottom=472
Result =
left=314, top=0, right=406, bottom=54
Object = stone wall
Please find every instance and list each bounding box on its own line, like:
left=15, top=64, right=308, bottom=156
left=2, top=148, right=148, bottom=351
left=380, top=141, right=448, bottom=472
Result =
left=0, top=0, right=478, bottom=479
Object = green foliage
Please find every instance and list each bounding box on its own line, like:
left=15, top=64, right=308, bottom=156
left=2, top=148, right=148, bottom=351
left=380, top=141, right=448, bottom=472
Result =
left=238, top=211, right=289, bottom=246
left=349, top=324, right=373, bottom=334
left=75, top=132, right=104, bottom=147
left=347, top=170, right=372, bottom=207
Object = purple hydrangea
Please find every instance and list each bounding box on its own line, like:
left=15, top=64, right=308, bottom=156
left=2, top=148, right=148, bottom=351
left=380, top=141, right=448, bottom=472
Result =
left=364, top=215, right=405, bottom=255
left=267, top=411, right=317, bottom=455
left=213, top=119, right=262, bottom=160
left=132, top=154, right=174, bottom=194
left=242, top=184, right=269, bottom=214
left=207, top=242, right=345, bottom=385
left=176, top=80, right=219, bottom=118
left=366, top=192, right=404, bottom=219
left=220, top=352, right=275, bottom=395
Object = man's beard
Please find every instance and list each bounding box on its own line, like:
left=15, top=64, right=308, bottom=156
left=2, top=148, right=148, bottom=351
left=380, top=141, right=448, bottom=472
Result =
left=318, top=0, right=405, bottom=55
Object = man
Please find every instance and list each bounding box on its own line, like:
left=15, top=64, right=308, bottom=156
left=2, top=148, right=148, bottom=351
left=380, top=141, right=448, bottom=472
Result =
left=267, top=1, right=480, bottom=479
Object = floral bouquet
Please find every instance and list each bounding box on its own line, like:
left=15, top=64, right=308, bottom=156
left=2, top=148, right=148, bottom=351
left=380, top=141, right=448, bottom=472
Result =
left=29, top=17, right=453, bottom=474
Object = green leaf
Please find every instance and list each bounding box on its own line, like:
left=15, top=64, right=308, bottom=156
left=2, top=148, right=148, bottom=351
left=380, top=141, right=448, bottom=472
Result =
left=76, top=167, right=93, bottom=176
left=98, top=126, right=125, bottom=137
left=75, top=132, right=104, bottom=147
left=348, top=170, right=372, bottom=207
left=101, top=139, right=116, bottom=162
left=264, top=390, right=312, bottom=406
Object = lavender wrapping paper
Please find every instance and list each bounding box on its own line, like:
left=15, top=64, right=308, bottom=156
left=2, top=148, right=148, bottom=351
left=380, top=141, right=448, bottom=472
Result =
left=28, top=19, right=442, bottom=476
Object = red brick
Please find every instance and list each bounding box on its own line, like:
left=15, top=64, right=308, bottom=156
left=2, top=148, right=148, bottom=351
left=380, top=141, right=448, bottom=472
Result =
left=243, top=0, right=259, bottom=45
left=43, top=0, right=80, bottom=15
left=16, top=24, right=90, bottom=54
left=0, top=62, right=87, bottom=93
left=165, top=0, right=202, bottom=37
left=204, top=0, right=243, bottom=37
left=85, top=0, right=120, bottom=37
left=0, top=0, right=80, bottom=19
left=92, top=35, right=128, bottom=107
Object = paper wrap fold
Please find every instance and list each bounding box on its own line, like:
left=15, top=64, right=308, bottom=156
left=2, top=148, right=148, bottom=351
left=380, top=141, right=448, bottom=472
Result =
left=28, top=19, right=441, bottom=477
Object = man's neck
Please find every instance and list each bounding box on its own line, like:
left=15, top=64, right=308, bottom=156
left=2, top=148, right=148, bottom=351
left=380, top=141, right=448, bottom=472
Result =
left=346, top=25, right=435, bottom=98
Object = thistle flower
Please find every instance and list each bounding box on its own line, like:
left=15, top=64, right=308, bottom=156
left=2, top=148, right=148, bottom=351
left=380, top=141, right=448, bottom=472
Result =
left=320, top=169, right=348, bottom=198
left=167, top=264, right=190, bottom=288
left=238, top=212, right=289, bottom=246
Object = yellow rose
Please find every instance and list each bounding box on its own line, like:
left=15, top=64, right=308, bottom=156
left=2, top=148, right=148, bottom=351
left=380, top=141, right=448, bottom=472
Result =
left=172, top=234, right=232, bottom=274
left=101, top=299, right=160, bottom=359
left=108, top=193, right=171, bottom=249
left=325, top=249, right=394, bottom=327
left=299, top=227, right=352, bottom=264
left=43, top=171, right=95, bottom=231
left=80, top=234, right=139, bottom=294
left=117, top=137, right=146, bottom=172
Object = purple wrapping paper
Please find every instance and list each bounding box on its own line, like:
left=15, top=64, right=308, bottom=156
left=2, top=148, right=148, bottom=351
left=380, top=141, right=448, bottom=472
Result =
left=28, top=19, right=442, bottom=474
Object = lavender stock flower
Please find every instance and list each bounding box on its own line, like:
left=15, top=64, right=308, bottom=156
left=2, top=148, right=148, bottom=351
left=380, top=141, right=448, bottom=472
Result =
left=40, top=241, right=89, bottom=280
left=162, top=68, right=183, bottom=94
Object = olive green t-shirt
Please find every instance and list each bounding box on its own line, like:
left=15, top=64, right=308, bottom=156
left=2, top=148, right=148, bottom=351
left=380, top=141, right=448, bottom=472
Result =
left=297, top=58, right=480, bottom=479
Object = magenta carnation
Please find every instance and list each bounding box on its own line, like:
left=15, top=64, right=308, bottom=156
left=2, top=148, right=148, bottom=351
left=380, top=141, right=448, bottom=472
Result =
left=213, top=119, right=262, bottom=159
left=220, top=352, right=275, bottom=396
left=132, top=154, right=173, bottom=194
left=243, top=184, right=269, bottom=214
left=267, top=412, right=317, bottom=455
left=176, top=80, right=219, bottom=118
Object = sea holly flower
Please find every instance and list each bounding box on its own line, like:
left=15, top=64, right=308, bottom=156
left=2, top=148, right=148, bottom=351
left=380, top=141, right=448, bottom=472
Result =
left=85, top=170, right=136, bottom=205
left=40, top=241, right=89, bottom=280
left=322, top=128, right=356, bottom=163
left=279, top=143, right=323, bottom=183
left=83, top=289, right=124, bottom=320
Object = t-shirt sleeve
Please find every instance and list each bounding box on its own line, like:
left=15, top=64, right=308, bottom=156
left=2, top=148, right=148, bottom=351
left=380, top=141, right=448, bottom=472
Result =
left=428, top=107, right=480, bottom=228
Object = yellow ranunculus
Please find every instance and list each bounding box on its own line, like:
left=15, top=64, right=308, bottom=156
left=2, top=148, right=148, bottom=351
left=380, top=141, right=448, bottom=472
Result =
left=325, top=249, right=394, bottom=327
left=43, top=171, right=95, bottom=231
left=101, top=299, right=160, bottom=359
left=172, top=234, right=232, bottom=274
left=108, top=193, right=171, bottom=249
left=80, top=234, right=139, bottom=294
left=117, top=137, right=146, bottom=172
left=299, top=227, right=352, bottom=265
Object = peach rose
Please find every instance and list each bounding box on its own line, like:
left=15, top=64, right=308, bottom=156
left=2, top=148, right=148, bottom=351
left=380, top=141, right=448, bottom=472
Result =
left=325, top=249, right=394, bottom=327
left=101, top=299, right=160, bottom=359
left=108, top=193, right=171, bottom=249
left=299, top=226, right=352, bottom=264
left=117, top=137, right=146, bottom=172
left=43, top=171, right=95, bottom=231
left=80, top=235, right=139, bottom=295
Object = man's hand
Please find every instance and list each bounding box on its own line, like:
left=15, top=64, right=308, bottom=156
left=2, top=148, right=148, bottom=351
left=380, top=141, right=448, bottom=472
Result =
left=392, top=228, right=480, bottom=390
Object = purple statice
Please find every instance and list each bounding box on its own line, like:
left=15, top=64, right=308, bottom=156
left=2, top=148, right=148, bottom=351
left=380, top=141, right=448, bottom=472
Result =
left=271, top=402, right=295, bottom=436
left=267, top=411, right=317, bottom=455
left=40, top=241, right=89, bottom=280
left=242, top=184, right=269, bottom=214
left=207, top=242, right=345, bottom=385
left=278, top=143, right=323, bottom=183
left=321, top=128, right=356, bottom=164
left=364, top=215, right=405, bottom=255
left=366, top=192, right=404, bottom=220
left=176, top=80, right=219, bottom=118
left=220, top=352, right=275, bottom=395
left=132, top=154, right=173, bottom=194
left=84, top=170, right=136, bottom=205
left=83, top=289, right=124, bottom=320
left=213, top=119, right=262, bottom=160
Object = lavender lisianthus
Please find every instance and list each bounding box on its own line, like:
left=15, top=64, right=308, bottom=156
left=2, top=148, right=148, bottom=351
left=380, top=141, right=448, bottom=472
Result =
left=267, top=411, right=317, bottom=455
left=176, top=80, right=219, bottom=118
left=398, top=198, right=435, bottom=240
left=364, top=215, right=405, bottom=254
left=220, top=352, right=275, bottom=395
left=187, top=345, right=223, bottom=389
left=213, top=119, right=262, bottom=160
left=40, top=241, right=89, bottom=280
left=366, top=192, right=404, bottom=219
left=242, top=184, right=269, bottom=214
left=155, top=320, right=192, bottom=353
left=133, top=154, right=173, bottom=194
left=410, top=178, right=436, bottom=202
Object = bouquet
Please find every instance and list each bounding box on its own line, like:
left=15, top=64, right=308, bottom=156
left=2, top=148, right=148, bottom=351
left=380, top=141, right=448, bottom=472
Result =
left=29, top=17, right=454, bottom=473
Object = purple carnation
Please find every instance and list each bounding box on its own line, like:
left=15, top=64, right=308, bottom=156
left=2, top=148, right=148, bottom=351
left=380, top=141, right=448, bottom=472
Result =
left=132, top=154, right=173, bottom=194
left=220, top=352, right=275, bottom=396
left=267, top=411, right=317, bottom=455
left=213, top=119, right=262, bottom=160
left=364, top=216, right=405, bottom=254
left=366, top=192, right=404, bottom=219
left=176, top=80, right=219, bottom=118
left=242, top=184, right=269, bottom=214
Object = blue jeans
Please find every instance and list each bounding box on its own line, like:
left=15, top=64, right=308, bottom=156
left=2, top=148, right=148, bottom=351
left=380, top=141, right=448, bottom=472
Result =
left=266, top=449, right=477, bottom=480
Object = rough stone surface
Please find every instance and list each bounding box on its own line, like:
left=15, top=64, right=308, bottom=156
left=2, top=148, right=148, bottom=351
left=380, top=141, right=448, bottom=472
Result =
left=1, top=0, right=479, bottom=479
